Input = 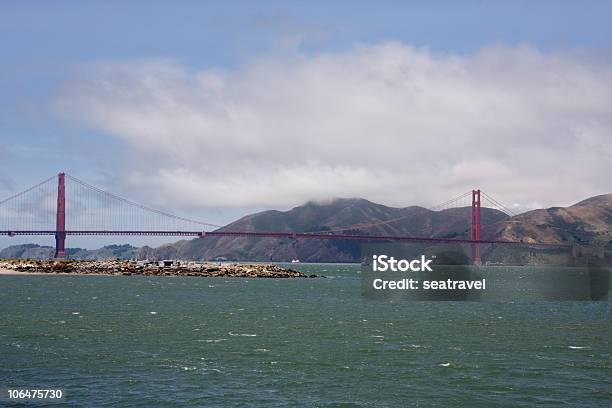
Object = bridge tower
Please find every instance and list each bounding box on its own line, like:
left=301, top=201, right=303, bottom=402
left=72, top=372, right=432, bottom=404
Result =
left=471, top=189, right=481, bottom=265
left=54, top=172, right=66, bottom=258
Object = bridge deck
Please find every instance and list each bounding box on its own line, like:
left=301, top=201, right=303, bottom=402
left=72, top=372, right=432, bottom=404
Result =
left=0, top=230, right=570, bottom=248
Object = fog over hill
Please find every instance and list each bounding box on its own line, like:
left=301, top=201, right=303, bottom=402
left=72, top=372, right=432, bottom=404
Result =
left=2, top=195, right=611, bottom=263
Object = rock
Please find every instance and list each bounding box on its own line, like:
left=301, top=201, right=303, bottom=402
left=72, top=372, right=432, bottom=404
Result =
left=0, top=259, right=315, bottom=278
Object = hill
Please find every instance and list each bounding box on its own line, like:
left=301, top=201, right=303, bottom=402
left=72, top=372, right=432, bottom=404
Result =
left=137, top=198, right=508, bottom=262
left=0, top=244, right=139, bottom=260
left=496, top=195, right=612, bottom=245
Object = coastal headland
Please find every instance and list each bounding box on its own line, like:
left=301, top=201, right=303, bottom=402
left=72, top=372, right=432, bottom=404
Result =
left=0, top=259, right=315, bottom=278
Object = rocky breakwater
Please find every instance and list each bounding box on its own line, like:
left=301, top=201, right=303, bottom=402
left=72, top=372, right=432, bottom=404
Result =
left=0, top=259, right=316, bottom=278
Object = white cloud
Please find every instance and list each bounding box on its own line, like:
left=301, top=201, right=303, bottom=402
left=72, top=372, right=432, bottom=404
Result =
left=55, top=43, right=612, bottom=211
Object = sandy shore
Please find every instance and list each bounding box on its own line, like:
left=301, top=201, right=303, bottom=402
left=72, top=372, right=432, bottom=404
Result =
left=0, top=268, right=137, bottom=276
left=0, top=268, right=49, bottom=275
left=0, top=269, right=134, bottom=277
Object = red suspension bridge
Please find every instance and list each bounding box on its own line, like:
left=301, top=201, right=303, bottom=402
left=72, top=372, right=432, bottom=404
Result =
left=0, top=172, right=567, bottom=262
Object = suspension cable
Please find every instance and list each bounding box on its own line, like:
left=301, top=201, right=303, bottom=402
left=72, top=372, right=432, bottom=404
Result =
left=65, top=174, right=222, bottom=229
left=0, top=175, right=56, bottom=206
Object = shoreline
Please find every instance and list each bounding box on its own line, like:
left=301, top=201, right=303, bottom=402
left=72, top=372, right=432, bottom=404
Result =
left=0, top=268, right=110, bottom=276
left=0, top=261, right=316, bottom=278
left=0, top=268, right=48, bottom=275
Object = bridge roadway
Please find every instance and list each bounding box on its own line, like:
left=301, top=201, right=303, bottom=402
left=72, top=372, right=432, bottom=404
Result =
left=0, top=230, right=570, bottom=248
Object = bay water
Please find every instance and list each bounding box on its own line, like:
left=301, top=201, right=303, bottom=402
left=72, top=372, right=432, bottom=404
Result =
left=1, top=264, right=610, bottom=407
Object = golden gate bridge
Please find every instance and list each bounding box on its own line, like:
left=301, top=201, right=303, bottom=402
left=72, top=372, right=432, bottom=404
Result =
left=0, top=172, right=568, bottom=262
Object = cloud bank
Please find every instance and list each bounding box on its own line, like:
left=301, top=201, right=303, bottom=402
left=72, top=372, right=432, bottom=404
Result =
left=56, top=43, right=612, bottom=211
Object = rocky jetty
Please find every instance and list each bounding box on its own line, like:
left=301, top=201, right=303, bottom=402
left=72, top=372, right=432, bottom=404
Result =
left=0, top=259, right=316, bottom=278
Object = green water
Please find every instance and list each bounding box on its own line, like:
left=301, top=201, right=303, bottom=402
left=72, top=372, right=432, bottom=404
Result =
left=1, top=264, right=610, bottom=407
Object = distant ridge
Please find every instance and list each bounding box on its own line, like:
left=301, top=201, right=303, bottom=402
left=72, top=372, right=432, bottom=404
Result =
left=572, top=194, right=612, bottom=207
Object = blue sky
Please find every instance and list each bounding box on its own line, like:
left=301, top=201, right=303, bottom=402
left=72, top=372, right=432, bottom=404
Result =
left=1, top=1, right=612, bottom=249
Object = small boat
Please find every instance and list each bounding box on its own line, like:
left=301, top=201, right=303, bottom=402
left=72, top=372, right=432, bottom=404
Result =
left=291, top=259, right=300, bottom=263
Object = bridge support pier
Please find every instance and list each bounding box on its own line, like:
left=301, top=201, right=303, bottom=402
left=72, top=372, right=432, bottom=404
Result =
left=54, top=172, right=66, bottom=258
left=471, top=189, right=481, bottom=265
